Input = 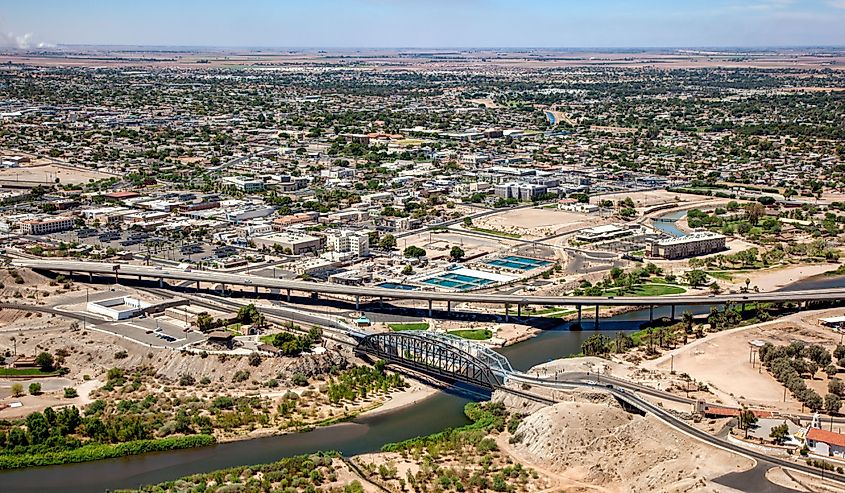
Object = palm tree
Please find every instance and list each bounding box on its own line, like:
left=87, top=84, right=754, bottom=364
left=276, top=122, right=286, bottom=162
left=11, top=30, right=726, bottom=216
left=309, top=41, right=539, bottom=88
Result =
left=682, top=311, right=694, bottom=334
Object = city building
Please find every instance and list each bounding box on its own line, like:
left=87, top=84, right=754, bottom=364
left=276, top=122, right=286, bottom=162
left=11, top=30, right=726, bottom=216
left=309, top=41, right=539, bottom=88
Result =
left=327, top=230, right=370, bottom=258
left=221, top=176, right=266, bottom=193
left=494, top=182, right=548, bottom=201
left=649, top=232, right=727, bottom=259
left=253, top=231, right=324, bottom=255
left=575, top=224, right=634, bottom=243
left=19, top=216, right=74, bottom=235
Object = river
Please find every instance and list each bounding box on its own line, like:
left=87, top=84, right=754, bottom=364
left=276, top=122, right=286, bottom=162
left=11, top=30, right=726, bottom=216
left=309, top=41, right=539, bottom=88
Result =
left=3, top=273, right=845, bottom=492
left=652, top=210, right=687, bottom=237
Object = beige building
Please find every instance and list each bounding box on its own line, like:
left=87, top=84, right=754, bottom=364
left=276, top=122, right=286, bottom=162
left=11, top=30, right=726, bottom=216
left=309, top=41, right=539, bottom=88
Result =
left=650, top=232, right=726, bottom=259
left=253, top=231, right=324, bottom=254
left=20, top=216, right=74, bottom=235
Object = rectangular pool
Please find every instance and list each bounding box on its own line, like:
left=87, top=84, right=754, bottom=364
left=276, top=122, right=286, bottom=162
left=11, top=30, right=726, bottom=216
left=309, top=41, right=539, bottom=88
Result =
left=486, top=255, right=552, bottom=271
left=377, top=282, right=419, bottom=291
left=422, top=272, right=495, bottom=291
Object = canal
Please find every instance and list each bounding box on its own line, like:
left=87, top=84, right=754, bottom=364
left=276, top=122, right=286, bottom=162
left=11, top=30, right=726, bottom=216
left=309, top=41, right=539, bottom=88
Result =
left=3, top=274, right=845, bottom=492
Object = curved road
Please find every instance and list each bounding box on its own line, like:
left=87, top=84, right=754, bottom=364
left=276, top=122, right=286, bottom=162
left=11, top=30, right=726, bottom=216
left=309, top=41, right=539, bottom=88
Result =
left=512, top=373, right=845, bottom=487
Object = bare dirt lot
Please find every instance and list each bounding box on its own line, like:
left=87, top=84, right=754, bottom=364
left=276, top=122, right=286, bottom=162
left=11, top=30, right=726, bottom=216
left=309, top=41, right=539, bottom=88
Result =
left=0, top=161, right=116, bottom=186
left=473, top=207, right=609, bottom=239
left=643, top=308, right=845, bottom=412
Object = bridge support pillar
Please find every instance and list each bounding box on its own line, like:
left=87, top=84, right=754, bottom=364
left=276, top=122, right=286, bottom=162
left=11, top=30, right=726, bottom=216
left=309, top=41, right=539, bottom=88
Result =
left=447, top=300, right=451, bottom=314
left=69, top=271, right=73, bottom=277
left=671, top=304, right=675, bottom=321
left=254, top=285, right=258, bottom=296
left=159, top=277, right=163, bottom=288
left=649, top=305, right=654, bottom=323
left=428, top=300, right=433, bottom=317
left=89, top=272, right=93, bottom=282
left=197, top=281, right=200, bottom=291
left=594, top=305, right=599, bottom=330
left=379, top=296, right=383, bottom=308
left=577, top=305, right=582, bottom=327
left=114, top=272, right=119, bottom=284
left=355, top=295, right=360, bottom=311
left=505, top=303, right=509, bottom=322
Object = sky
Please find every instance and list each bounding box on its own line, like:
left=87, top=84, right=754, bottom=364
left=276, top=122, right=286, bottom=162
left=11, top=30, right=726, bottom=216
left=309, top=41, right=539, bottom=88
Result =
left=2, top=0, right=845, bottom=49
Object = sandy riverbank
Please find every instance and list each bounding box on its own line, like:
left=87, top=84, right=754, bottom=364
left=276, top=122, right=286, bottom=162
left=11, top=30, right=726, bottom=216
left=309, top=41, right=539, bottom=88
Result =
left=737, top=263, right=841, bottom=291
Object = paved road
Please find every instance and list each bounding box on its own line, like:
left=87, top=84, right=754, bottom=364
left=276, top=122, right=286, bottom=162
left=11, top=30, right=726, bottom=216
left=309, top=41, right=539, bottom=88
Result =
left=513, top=373, right=845, bottom=489
left=15, top=258, right=845, bottom=308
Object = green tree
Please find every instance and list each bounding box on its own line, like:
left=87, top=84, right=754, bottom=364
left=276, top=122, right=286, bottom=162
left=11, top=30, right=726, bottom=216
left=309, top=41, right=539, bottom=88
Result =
left=685, top=270, right=708, bottom=287
left=36, top=351, right=55, bottom=372
left=450, top=246, right=465, bottom=261
left=29, top=382, right=42, bottom=395
left=25, top=412, right=49, bottom=444
left=403, top=245, right=426, bottom=258
left=738, top=408, right=758, bottom=438
left=196, top=312, right=214, bottom=331
left=11, top=383, right=23, bottom=397
left=825, top=393, right=842, bottom=415
left=769, top=423, right=789, bottom=444
left=378, top=234, right=397, bottom=250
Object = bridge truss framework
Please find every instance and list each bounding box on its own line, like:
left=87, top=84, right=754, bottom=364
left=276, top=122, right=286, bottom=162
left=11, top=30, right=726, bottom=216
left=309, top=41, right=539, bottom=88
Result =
left=355, top=331, right=513, bottom=389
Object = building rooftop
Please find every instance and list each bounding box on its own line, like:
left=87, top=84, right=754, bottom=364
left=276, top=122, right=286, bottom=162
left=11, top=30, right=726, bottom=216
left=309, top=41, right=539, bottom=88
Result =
left=655, top=231, right=725, bottom=246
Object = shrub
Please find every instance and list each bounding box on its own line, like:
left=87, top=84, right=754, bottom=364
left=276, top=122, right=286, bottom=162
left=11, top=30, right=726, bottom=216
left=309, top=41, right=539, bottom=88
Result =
left=29, top=382, right=42, bottom=395
left=179, top=374, right=196, bottom=386
left=291, top=372, right=309, bottom=386
left=64, top=387, right=78, bottom=398
left=232, top=370, right=250, bottom=383
left=11, top=383, right=23, bottom=397
left=114, top=350, right=128, bottom=360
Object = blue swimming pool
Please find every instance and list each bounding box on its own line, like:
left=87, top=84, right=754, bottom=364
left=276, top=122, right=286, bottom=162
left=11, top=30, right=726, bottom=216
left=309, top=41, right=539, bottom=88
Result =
left=422, top=272, right=495, bottom=291
left=486, top=255, right=552, bottom=271
left=377, top=282, right=419, bottom=291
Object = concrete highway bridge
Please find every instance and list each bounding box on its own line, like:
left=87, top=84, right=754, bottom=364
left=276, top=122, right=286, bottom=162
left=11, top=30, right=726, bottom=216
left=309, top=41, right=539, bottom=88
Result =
left=13, top=259, right=845, bottom=326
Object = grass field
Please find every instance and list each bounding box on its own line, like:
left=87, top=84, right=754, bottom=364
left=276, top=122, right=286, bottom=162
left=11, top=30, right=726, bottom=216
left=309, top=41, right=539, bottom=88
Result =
left=449, top=329, right=493, bottom=340
left=0, top=368, right=56, bottom=377
left=605, top=283, right=686, bottom=297
left=468, top=226, right=522, bottom=239
left=388, top=322, right=430, bottom=331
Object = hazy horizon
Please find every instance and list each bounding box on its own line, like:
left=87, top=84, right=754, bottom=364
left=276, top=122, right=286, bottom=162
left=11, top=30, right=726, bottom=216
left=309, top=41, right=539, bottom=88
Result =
left=3, top=0, right=845, bottom=50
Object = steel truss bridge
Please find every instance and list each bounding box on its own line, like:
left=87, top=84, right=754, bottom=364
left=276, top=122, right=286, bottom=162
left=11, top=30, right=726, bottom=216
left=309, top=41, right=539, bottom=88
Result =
left=355, top=330, right=514, bottom=389
left=354, top=330, right=845, bottom=486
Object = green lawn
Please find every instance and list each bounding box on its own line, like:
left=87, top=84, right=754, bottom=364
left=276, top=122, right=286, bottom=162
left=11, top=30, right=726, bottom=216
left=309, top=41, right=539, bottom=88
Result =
left=449, top=329, right=493, bottom=340
left=467, top=226, right=522, bottom=239
left=388, top=322, right=430, bottom=331
left=0, top=368, right=56, bottom=377
left=605, top=283, right=686, bottom=297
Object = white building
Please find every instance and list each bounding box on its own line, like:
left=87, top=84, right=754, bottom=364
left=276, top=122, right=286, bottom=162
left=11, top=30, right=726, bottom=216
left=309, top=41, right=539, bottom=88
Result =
left=87, top=296, right=152, bottom=320
left=327, top=230, right=370, bottom=258
left=222, top=176, right=265, bottom=193
left=806, top=415, right=845, bottom=458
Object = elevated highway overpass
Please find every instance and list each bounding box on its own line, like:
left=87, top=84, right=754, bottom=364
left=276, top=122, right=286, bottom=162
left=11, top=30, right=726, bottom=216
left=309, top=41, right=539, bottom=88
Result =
left=13, top=259, right=845, bottom=325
